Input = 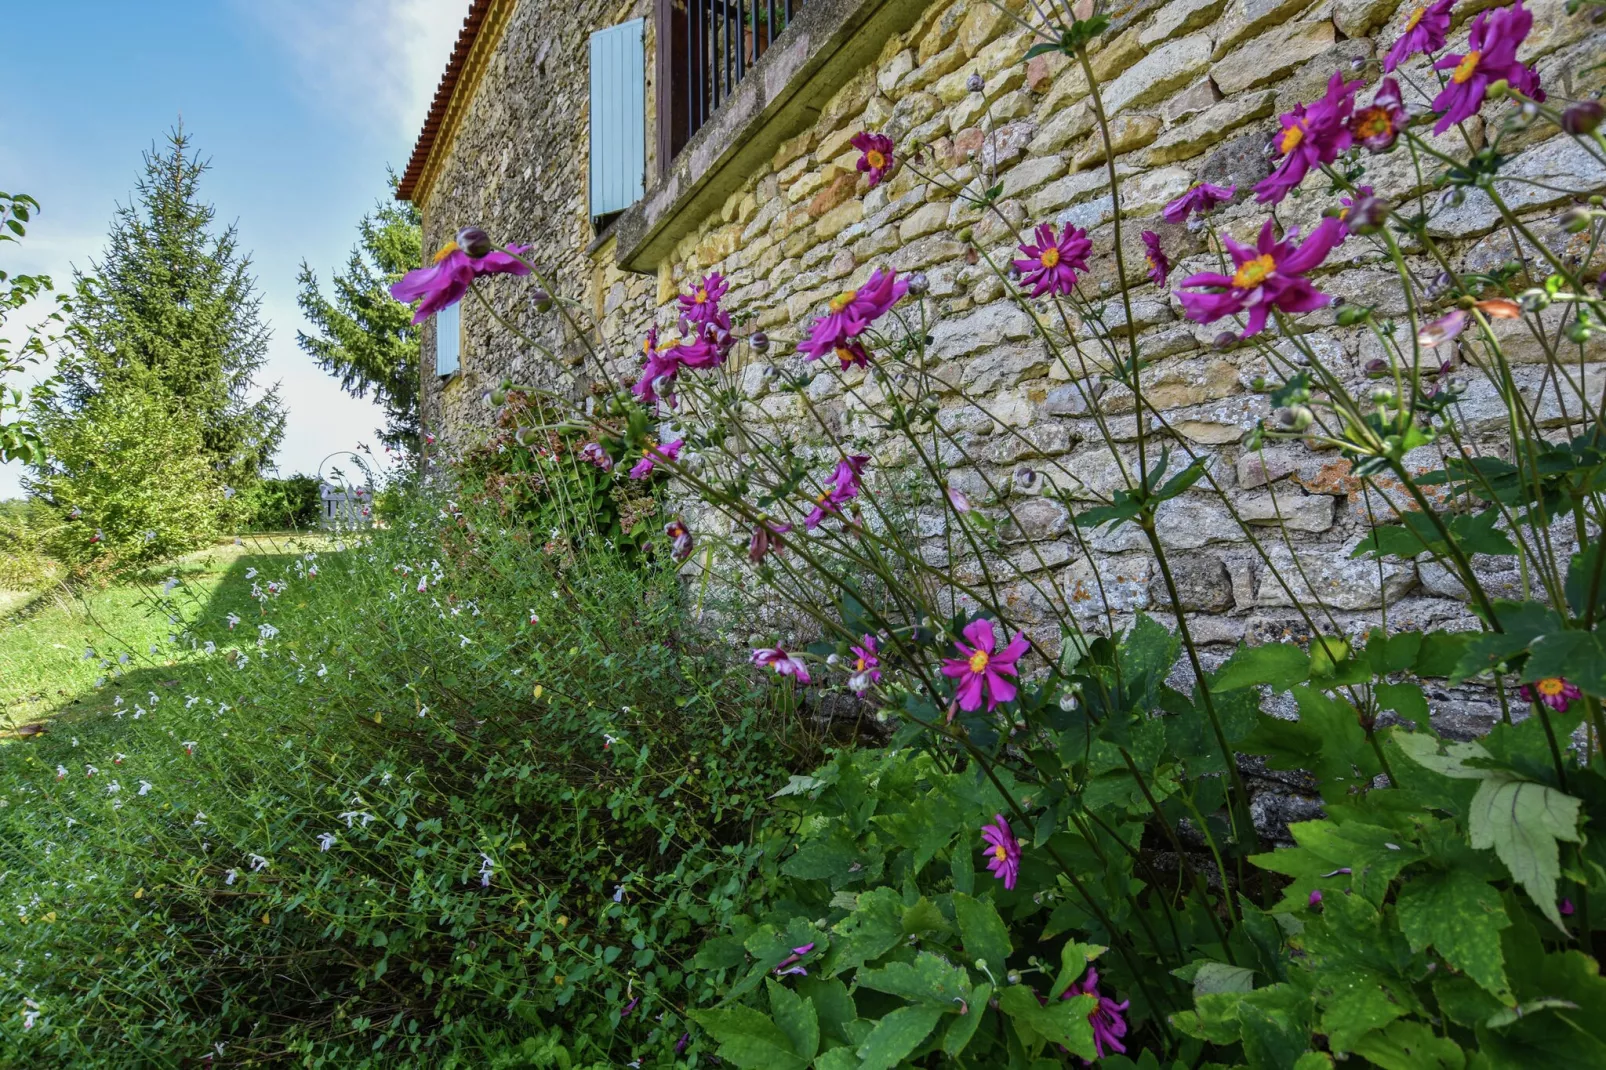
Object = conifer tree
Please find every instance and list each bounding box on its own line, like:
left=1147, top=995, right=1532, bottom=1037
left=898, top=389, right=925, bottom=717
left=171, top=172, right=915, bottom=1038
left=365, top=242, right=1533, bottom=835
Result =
left=296, top=173, right=421, bottom=452
left=50, top=126, right=284, bottom=488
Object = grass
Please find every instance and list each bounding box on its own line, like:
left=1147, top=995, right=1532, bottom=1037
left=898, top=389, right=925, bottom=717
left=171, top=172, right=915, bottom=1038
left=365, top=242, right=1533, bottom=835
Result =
left=0, top=531, right=334, bottom=728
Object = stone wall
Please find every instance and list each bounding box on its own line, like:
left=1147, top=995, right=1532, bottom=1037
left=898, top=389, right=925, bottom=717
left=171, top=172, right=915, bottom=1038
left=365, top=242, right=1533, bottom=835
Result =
left=419, top=0, right=1606, bottom=734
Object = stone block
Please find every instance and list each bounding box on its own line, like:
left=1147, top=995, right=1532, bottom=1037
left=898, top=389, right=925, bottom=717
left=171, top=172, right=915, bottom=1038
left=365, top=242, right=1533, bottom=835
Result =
left=929, top=301, right=1037, bottom=360
left=1427, top=135, right=1606, bottom=240
left=1162, top=76, right=1224, bottom=124
left=1141, top=0, right=1227, bottom=47
left=879, top=50, right=916, bottom=95
left=1148, top=554, right=1234, bottom=611
left=1212, top=21, right=1336, bottom=96
left=1065, top=554, right=1154, bottom=618
left=1255, top=539, right=1417, bottom=610
left=1333, top=0, right=1400, bottom=37
left=898, top=200, right=952, bottom=242
left=1210, top=0, right=1324, bottom=60
left=1144, top=90, right=1277, bottom=165
left=1000, top=497, right=1070, bottom=542
left=1030, top=101, right=1096, bottom=155
left=1235, top=490, right=1336, bottom=532
left=961, top=343, right=1051, bottom=393
left=1102, top=34, right=1214, bottom=115
left=1073, top=113, right=1162, bottom=170
left=1000, top=154, right=1069, bottom=199
left=1090, top=24, right=1148, bottom=82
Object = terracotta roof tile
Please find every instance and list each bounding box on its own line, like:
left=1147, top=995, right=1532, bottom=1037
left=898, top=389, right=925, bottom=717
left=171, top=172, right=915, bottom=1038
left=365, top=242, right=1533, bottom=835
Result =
left=397, top=0, right=496, bottom=202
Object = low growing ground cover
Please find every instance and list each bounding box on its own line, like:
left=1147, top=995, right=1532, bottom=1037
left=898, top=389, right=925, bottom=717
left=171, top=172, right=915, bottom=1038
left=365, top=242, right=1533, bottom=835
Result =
left=0, top=488, right=811, bottom=1066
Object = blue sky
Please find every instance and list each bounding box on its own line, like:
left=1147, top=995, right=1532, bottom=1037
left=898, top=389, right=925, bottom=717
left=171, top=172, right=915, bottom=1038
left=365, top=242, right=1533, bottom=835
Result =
left=0, top=0, right=464, bottom=496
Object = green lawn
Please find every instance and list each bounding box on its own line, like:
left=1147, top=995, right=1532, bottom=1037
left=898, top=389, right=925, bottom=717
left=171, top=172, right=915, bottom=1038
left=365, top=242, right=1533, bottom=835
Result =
left=0, top=531, right=334, bottom=728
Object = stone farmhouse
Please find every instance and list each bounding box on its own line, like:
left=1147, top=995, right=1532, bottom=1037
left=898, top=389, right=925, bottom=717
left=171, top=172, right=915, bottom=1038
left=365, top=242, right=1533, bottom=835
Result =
left=398, top=0, right=1602, bottom=678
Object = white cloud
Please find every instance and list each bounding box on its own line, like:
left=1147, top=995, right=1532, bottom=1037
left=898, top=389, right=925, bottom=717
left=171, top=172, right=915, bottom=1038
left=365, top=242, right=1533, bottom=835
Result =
left=241, top=0, right=466, bottom=140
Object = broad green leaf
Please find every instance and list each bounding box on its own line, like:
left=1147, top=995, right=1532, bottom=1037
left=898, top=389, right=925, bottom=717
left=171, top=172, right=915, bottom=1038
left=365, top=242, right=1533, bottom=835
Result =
left=689, top=1006, right=810, bottom=1070
left=1415, top=631, right=1472, bottom=678
left=856, top=951, right=971, bottom=1007
left=999, top=985, right=1098, bottom=1059
left=1565, top=543, right=1604, bottom=619
left=1293, top=1054, right=1337, bottom=1070
left=953, top=893, right=1011, bottom=973
left=1349, top=1020, right=1466, bottom=1069
left=1395, top=870, right=1512, bottom=1001
left=1523, top=630, right=1606, bottom=698
left=1318, top=968, right=1409, bottom=1053
left=1366, top=629, right=1423, bottom=675
left=767, top=979, right=819, bottom=1062
left=797, top=977, right=856, bottom=1047
left=813, top=1047, right=859, bottom=1070
left=1392, top=731, right=1492, bottom=779
left=831, top=887, right=904, bottom=973
left=1468, top=775, right=1581, bottom=933
left=1240, top=995, right=1315, bottom=1068
left=901, top=896, right=950, bottom=937
left=1376, top=682, right=1430, bottom=724
left=1191, top=962, right=1256, bottom=996
left=1051, top=940, right=1106, bottom=1001
left=854, top=1003, right=946, bottom=1070
left=1213, top=642, right=1310, bottom=693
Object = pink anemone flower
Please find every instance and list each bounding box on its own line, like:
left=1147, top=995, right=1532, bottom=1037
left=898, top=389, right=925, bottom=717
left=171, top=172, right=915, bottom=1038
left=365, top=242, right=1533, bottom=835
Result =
left=1255, top=72, right=1362, bottom=205
left=1141, top=230, right=1170, bottom=288
left=752, top=646, right=811, bottom=684
left=1163, top=182, right=1236, bottom=224
left=1013, top=223, right=1092, bottom=297
left=390, top=239, right=533, bottom=324
left=1431, top=1, right=1543, bottom=135
left=981, top=814, right=1021, bottom=890
left=941, top=618, right=1028, bottom=712
left=628, top=439, right=683, bottom=479
left=797, top=268, right=908, bottom=362
left=1350, top=78, right=1407, bottom=152
left=1520, top=676, right=1582, bottom=712
left=1175, top=217, right=1346, bottom=338
left=803, top=455, right=870, bottom=529
left=1063, top=967, right=1130, bottom=1058
left=748, top=519, right=792, bottom=563
left=677, top=272, right=728, bottom=324
left=852, top=132, right=895, bottom=188
left=1384, top=0, right=1455, bottom=72
left=847, top=635, right=882, bottom=695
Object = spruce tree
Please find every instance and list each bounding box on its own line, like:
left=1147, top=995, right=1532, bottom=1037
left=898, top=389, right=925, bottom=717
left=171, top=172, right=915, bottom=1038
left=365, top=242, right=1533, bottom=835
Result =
left=295, top=173, right=421, bottom=452
left=52, top=126, right=284, bottom=488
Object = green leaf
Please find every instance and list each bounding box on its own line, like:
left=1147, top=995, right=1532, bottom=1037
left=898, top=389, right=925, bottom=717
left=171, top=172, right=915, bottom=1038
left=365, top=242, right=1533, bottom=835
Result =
left=856, top=951, right=971, bottom=1007
left=901, top=896, right=951, bottom=937
left=1213, top=642, right=1311, bottom=692
left=854, top=1003, right=946, bottom=1070
left=953, top=894, right=1011, bottom=974
left=1395, top=870, right=1512, bottom=1001
left=1566, top=543, right=1605, bottom=619
left=832, top=887, right=905, bottom=973
left=942, top=983, right=992, bottom=1056
left=1191, top=962, right=1257, bottom=996
left=797, top=978, right=856, bottom=1047
left=767, top=979, right=820, bottom=1062
left=689, top=1006, right=810, bottom=1070
left=1349, top=1020, right=1466, bottom=1070
left=1523, top=630, right=1606, bottom=698
left=1392, top=731, right=1492, bottom=779
left=1376, top=682, right=1430, bottom=724
left=1366, top=629, right=1424, bottom=674
left=1468, top=775, right=1582, bottom=933
left=999, top=985, right=1098, bottom=1059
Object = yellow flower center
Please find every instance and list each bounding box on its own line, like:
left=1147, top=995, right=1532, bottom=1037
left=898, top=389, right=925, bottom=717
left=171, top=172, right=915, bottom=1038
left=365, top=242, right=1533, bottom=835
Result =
left=694, top=288, right=708, bottom=303
left=1452, top=50, right=1481, bottom=84
left=865, top=149, right=887, bottom=170
left=432, top=241, right=460, bottom=264
left=1279, top=122, right=1306, bottom=154
left=835, top=346, right=856, bottom=362
left=1040, top=247, right=1061, bottom=269
left=828, top=289, right=859, bottom=313
left=992, top=844, right=1008, bottom=861
left=855, top=657, right=868, bottom=672
left=1537, top=678, right=1566, bottom=697
left=968, top=649, right=990, bottom=674
left=817, top=490, right=832, bottom=505
left=1404, top=5, right=1426, bottom=31
left=1354, top=107, right=1391, bottom=139
left=1232, top=253, right=1277, bottom=289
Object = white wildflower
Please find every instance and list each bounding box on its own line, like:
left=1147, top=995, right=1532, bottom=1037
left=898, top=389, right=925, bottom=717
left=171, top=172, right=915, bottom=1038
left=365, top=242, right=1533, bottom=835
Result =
left=248, top=854, right=269, bottom=872
left=316, top=833, right=337, bottom=852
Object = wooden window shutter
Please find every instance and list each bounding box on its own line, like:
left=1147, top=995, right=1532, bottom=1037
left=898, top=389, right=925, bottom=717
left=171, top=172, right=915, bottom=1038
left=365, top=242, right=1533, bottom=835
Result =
left=435, top=301, right=460, bottom=378
left=589, top=19, right=646, bottom=221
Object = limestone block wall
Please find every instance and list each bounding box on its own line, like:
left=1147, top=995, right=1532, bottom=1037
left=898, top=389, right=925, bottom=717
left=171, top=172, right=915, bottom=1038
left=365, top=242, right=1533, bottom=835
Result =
left=421, top=0, right=1606, bottom=734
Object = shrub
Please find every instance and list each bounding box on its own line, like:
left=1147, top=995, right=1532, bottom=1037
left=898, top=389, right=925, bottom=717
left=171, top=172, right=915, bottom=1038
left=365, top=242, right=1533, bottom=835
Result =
left=29, top=385, right=226, bottom=573
left=239, top=474, right=322, bottom=531
left=0, top=484, right=812, bottom=1065
left=0, top=499, right=57, bottom=591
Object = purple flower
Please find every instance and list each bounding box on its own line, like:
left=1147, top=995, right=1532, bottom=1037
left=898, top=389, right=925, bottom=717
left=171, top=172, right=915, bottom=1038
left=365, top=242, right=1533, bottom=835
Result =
left=1309, top=889, right=1324, bottom=907
left=1255, top=72, right=1362, bottom=205
left=1175, top=217, right=1346, bottom=338
left=1417, top=308, right=1469, bottom=348
left=664, top=517, right=694, bottom=561
left=580, top=442, right=613, bottom=470
left=1520, top=676, right=1582, bottom=712
left=1562, top=898, right=1576, bottom=917
left=1431, top=1, right=1543, bottom=135
left=798, top=269, right=908, bottom=362
left=941, top=618, right=1028, bottom=712
left=753, top=647, right=811, bottom=684
left=1350, top=78, right=1408, bottom=152
left=676, top=1033, right=691, bottom=1055
left=1384, top=0, right=1455, bottom=72
left=803, top=455, right=870, bottom=529
left=622, top=996, right=639, bottom=1017
left=748, top=519, right=792, bottom=563
left=1013, top=223, right=1092, bottom=297
left=772, top=942, right=816, bottom=976
left=981, top=814, right=1021, bottom=890
left=946, top=485, right=973, bottom=513
left=628, top=439, right=683, bottom=479
left=390, top=239, right=533, bottom=324
left=828, top=340, right=871, bottom=371
left=848, top=635, right=882, bottom=695
left=1163, top=182, right=1236, bottom=224
left=852, top=132, right=895, bottom=188
left=677, top=272, right=728, bottom=325
left=1141, top=230, right=1170, bottom=288
left=1063, top=967, right=1129, bottom=1059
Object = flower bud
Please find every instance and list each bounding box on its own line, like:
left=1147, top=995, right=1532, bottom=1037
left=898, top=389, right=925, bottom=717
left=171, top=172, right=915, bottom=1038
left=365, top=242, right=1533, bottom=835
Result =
left=1213, top=330, right=1238, bottom=350
left=1520, top=100, right=1541, bottom=122
left=515, top=426, right=538, bottom=445
left=1560, top=207, right=1593, bottom=234
left=907, top=271, right=930, bottom=296
left=1438, top=188, right=1465, bottom=210
left=1006, top=970, right=1022, bottom=985
left=1519, top=288, right=1551, bottom=312
left=1486, top=79, right=1510, bottom=100
left=966, top=73, right=984, bottom=93
left=490, top=389, right=507, bottom=406
left=1370, top=387, right=1396, bottom=406
left=1364, top=357, right=1391, bottom=378
left=456, top=226, right=493, bottom=258
left=749, top=331, right=770, bottom=352
left=1273, top=405, right=1314, bottom=432
left=1564, top=101, right=1605, bottom=135
left=532, top=289, right=554, bottom=313
left=1567, top=319, right=1594, bottom=344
